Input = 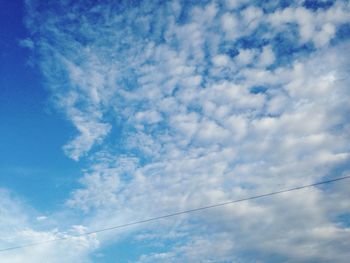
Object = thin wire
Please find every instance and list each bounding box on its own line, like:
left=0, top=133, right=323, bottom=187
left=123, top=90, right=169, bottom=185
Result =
left=1, top=175, right=349, bottom=252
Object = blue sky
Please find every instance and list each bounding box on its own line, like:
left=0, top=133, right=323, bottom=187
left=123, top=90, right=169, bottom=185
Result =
left=1, top=0, right=350, bottom=262
left=0, top=0, right=82, bottom=211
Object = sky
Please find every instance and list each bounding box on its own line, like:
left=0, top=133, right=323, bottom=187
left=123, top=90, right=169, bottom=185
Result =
left=0, top=0, right=350, bottom=262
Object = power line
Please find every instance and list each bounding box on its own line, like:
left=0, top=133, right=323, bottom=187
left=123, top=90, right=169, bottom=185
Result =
left=1, top=175, right=349, bottom=252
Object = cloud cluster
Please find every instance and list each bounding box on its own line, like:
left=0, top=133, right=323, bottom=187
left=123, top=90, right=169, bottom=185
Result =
left=13, top=0, right=350, bottom=261
left=0, top=189, right=99, bottom=263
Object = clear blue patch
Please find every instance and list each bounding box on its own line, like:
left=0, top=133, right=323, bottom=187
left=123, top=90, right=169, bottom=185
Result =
left=270, top=30, right=315, bottom=67
left=333, top=23, right=350, bottom=43
left=92, top=236, right=143, bottom=263
left=334, top=213, right=350, bottom=227
left=0, top=0, right=83, bottom=212
left=217, top=43, right=240, bottom=58
left=235, top=23, right=273, bottom=51
left=278, top=0, right=293, bottom=9
left=236, top=34, right=269, bottom=49
left=255, top=0, right=292, bottom=12
left=93, top=231, right=180, bottom=263
left=227, top=47, right=239, bottom=58
left=303, top=0, right=335, bottom=11
left=250, top=86, right=268, bottom=94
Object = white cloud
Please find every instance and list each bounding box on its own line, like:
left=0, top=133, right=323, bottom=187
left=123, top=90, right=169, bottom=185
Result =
left=19, top=0, right=350, bottom=262
left=268, top=2, right=350, bottom=47
left=242, top=6, right=264, bottom=31
left=221, top=12, right=239, bottom=39
left=212, top=54, right=230, bottom=67
left=63, top=117, right=111, bottom=161
left=0, top=189, right=99, bottom=263
left=258, top=45, right=275, bottom=67
left=225, top=0, right=249, bottom=10
left=236, top=48, right=257, bottom=66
